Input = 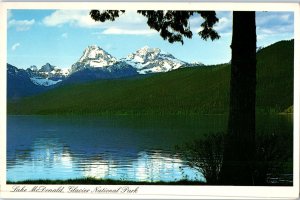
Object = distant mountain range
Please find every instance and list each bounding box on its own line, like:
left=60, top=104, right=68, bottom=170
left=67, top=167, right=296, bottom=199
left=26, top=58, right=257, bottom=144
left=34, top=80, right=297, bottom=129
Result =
left=7, top=64, right=50, bottom=99
left=7, top=45, right=203, bottom=99
left=70, top=45, right=199, bottom=75
left=7, top=40, right=294, bottom=115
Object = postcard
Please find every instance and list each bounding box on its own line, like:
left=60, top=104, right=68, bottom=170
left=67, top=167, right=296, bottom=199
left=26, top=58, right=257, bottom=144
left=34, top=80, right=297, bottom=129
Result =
left=0, top=1, right=299, bottom=199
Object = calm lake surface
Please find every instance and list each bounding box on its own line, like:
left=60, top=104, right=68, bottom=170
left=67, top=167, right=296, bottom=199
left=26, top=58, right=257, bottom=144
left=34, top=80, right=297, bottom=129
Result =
left=7, top=114, right=293, bottom=183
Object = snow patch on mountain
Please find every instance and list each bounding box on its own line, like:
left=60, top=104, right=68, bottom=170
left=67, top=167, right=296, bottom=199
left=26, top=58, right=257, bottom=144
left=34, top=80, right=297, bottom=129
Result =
left=25, top=63, right=68, bottom=87
left=61, top=68, right=70, bottom=76
left=30, top=77, right=62, bottom=86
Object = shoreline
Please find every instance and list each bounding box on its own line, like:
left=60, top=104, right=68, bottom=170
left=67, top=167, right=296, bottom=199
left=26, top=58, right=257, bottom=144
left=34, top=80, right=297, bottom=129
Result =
left=7, top=178, right=205, bottom=185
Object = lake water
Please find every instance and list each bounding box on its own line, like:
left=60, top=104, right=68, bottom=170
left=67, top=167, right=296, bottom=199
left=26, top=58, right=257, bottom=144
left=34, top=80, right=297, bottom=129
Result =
left=7, top=114, right=293, bottom=183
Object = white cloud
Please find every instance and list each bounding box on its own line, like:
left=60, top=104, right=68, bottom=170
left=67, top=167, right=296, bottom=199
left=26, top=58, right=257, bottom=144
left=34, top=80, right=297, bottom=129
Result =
left=189, top=12, right=232, bottom=37
left=279, top=14, right=290, bottom=21
left=42, top=10, right=294, bottom=41
left=214, top=18, right=232, bottom=35
left=42, top=10, right=157, bottom=35
left=256, top=12, right=293, bottom=37
left=102, top=27, right=156, bottom=35
left=61, top=32, right=68, bottom=38
left=256, top=12, right=292, bottom=26
left=11, top=43, right=20, bottom=51
left=8, top=19, right=35, bottom=31
left=43, top=10, right=97, bottom=27
left=189, top=14, right=204, bottom=33
left=214, top=12, right=232, bottom=34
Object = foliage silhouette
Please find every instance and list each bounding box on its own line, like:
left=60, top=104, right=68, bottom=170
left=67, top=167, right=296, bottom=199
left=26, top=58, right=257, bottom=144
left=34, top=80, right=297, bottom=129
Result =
left=176, top=132, right=224, bottom=184
left=90, top=10, right=219, bottom=44
left=178, top=131, right=292, bottom=185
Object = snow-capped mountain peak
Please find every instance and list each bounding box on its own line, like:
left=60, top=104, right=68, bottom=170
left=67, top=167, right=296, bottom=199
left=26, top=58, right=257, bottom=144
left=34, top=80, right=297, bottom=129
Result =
left=71, top=45, right=117, bottom=73
left=127, top=46, right=161, bottom=62
left=79, top=45, right=112, bottom=62
left=141, top=45, right=150, bottom=50
left=124, top=46, right=187, bottom=74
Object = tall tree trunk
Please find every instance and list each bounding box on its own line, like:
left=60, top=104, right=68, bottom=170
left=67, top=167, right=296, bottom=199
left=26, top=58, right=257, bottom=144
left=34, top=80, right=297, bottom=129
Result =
left=219, top=11, right=257, bottom=185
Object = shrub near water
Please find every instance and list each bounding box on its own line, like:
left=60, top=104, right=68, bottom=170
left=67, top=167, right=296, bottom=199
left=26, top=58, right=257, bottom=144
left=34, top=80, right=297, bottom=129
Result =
left=177, top=130, right=293, bottom=185
left=176, top=132, right=224, bottom=184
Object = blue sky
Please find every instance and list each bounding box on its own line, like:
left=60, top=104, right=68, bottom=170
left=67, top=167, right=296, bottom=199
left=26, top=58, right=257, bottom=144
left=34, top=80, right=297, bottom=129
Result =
left=7, top=10, right=294, bottom=69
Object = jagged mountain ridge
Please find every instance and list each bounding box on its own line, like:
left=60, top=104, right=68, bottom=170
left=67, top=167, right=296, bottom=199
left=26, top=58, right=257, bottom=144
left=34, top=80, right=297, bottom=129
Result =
left=7, top=45, right=203, bottom=94
left=65, top=61, right=138, bottom=84
left=7, top=64, right=49, bottom=99
left=25, top=63, right=68, bottom=86
left=122, top=46, right=189, bottom=74
left=70, top=45, right=195, bottom=75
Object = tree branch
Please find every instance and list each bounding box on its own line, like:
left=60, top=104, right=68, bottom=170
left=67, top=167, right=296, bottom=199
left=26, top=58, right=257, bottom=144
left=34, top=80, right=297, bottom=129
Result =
left=90, top=10, right=220, bottom=44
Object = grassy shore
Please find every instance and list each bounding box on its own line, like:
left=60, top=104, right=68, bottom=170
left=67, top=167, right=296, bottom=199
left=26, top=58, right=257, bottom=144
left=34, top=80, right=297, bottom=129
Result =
left=7, top=177, right=292, bottom=186
left=7, top=177, right=205, bottom=185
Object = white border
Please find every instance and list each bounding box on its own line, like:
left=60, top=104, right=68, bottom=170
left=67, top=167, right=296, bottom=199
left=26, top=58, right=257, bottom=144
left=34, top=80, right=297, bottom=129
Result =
left=0, top=2, right=299, bottom=199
